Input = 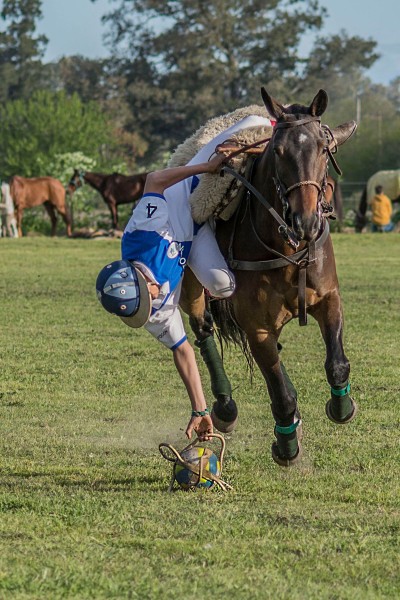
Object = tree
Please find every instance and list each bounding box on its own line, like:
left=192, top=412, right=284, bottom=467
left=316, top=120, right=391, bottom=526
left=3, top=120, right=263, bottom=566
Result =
left=333, top=85, right=400, bottom=182
left=295, top=31, right=379, bottom=103
left=0, top=90, right=117, bottom=177
left=0, top=0, right=47, bottom=102
left=96, top=0, right=328, bottom=161
left=46, top=55, right=149, bottom=168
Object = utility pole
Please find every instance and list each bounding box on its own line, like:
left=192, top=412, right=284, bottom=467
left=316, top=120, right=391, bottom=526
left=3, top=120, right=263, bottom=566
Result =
left=377, top=113, right=382, bottom=169
left=356, top=94, right=361, bottom=125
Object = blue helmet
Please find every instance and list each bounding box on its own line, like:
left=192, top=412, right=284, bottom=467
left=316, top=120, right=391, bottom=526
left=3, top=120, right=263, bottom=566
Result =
left=96, top=260, right=151, bottom=328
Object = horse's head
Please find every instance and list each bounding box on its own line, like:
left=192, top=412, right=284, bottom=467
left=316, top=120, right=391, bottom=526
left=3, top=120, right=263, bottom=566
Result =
left=68, top=169, right=85, bottom=193
left=261, top=88, right=356, bottom=242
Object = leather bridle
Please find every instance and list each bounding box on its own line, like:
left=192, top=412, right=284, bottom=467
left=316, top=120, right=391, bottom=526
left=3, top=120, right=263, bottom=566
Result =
left=272, top=116, right=341, bottom=228
left=68, top=171, right=86, bottom=191
left=220, top=115, right=342, bottom=326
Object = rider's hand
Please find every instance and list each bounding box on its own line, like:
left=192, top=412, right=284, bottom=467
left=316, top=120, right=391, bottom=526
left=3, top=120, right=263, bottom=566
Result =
left=186, top=414, right=213, bottom=441
left=206, top=153, right=229, bottom=174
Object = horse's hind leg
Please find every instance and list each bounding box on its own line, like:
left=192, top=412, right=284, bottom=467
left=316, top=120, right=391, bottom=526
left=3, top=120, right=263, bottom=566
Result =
left=106, top=198, right=118, bottom=230
left=191, top=310, right=239, bottom=433
left=180, top=268, right=238, bottom=432
left=57, top=205, right=72, bottom=237
left=44, top=201, right=57, bottom=236
left=15, top=207, right=24, bottom=237
left=311, top=292, right=357, bottom=424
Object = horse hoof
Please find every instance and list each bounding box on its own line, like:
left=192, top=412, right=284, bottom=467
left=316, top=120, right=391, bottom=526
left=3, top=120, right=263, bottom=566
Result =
left=271, top=441, right=303, bottom=467
left=325, top=398, right=358, bottom=424
left=211, top=408, right=238, bottom=433
left=211, top=398, right=238, bottom=433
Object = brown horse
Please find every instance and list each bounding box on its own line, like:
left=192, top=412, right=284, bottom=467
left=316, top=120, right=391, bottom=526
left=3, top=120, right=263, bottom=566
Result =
left=181, top=88, right=358, bottom=466
left=68, top=170, right=148, bottom=230
left=9, top=176, right=72, bottom=237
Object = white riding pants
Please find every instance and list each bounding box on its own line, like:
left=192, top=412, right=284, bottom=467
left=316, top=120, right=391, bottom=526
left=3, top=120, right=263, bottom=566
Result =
left=188, top=220, right=235, bottom=299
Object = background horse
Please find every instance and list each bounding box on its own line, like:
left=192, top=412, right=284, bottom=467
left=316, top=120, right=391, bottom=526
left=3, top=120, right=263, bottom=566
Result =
left=68, top=170, right=148, bottom=230
left=9, top=176, right=72, bottom=237
left=182, top=88, right=358, bottom=466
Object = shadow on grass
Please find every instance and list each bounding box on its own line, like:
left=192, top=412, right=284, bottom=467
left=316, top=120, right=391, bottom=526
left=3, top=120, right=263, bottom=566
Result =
left=1, top=470, right=163, bottom=493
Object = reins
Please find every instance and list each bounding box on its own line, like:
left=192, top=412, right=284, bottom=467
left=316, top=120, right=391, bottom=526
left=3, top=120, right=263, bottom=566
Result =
left=221, top=164, right=300, bottom=251
left=218, top=114, right=341, bottom=326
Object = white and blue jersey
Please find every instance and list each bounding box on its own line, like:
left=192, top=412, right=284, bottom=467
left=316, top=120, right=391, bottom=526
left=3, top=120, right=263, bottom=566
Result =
left=121, top=114, right=272, bottom=351
left=122, top=177, right=200, bottom=350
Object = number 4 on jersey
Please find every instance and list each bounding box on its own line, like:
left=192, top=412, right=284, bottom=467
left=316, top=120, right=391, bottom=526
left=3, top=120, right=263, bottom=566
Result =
left=146, top=203, right=157, bottom=218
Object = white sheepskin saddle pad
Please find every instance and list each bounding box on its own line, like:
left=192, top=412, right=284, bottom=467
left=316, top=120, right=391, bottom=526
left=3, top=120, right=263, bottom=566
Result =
left=168, top=105, right=273, bottom=223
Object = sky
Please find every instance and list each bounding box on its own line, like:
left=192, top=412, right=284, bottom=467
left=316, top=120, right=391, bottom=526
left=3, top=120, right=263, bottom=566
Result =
left=13, top=0, right=400, bottom=85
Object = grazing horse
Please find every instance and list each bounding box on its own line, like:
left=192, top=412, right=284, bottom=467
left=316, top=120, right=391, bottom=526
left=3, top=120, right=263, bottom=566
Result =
left=182, top=88, right=358, bottom=466
left=68, top=169, right=148, bottom=230
left=9, top=176, right=72, bottom=237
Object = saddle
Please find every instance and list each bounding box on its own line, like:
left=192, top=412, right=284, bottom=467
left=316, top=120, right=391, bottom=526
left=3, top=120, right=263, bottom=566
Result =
left=189, top=123, right=272, bottom=223
left=167, top=105, right=272, bottom=224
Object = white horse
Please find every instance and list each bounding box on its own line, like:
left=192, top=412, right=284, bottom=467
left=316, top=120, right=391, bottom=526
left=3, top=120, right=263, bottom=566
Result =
left=0, top=182, right=19, bottom=238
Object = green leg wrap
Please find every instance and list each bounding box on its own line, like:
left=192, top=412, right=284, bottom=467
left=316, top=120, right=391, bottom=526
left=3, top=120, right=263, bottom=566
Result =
left=275, top=431, right=299, bottom=459
left=330, top=382, right=353, bottom=421
left=275, top=419, right=301, bottom=459
left=195, top=336, right=232, bottom=399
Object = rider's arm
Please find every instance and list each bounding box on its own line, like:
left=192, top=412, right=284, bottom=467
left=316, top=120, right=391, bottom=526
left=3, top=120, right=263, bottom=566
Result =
left=144, top=308, right=212, bottom=441
left=173, top=340, right=213, bottom=441
left=143, top=153, right=226, bottom=196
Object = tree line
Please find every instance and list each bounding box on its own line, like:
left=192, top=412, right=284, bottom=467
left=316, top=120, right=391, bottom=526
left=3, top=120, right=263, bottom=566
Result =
left=0, top=0, right=399, bottom=187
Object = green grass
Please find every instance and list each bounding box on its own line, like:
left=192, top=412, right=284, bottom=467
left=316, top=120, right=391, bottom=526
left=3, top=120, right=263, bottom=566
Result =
left=0, top=234, right=399, bottom=599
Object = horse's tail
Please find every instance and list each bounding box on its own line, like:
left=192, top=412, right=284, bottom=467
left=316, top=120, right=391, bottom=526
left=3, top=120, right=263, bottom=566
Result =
left=209, top=297, right=254, bottom=372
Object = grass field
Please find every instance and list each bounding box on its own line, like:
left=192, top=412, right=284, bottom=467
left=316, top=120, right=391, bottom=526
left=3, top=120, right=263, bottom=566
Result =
left=0, top=234, right=399, bottom=599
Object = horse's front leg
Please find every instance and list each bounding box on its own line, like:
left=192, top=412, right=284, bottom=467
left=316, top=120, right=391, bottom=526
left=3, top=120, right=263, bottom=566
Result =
left=106, top=198, right=118, bottom=230
left=310, top=292, right=357, bottom=423
left=180, top=267, right=238, bottom=432
left=246, top=329, right=302, bottom=465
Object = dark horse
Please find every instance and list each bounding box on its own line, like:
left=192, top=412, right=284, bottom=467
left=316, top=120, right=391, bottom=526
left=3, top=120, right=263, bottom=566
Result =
left=68, top=170, right=148, bottom=230
left=9, top=176, right=72, bottom=237
left=181, top=88, right=358, bottom=466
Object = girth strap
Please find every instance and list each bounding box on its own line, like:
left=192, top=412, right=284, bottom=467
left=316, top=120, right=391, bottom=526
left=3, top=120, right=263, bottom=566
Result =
left=298, top=239, right=316, bottom=326
left=229, top=222, right=329, bottom=327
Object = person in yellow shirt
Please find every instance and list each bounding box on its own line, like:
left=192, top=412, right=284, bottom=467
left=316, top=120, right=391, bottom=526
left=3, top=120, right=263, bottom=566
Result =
left=370, top=185, right=394, bottom=232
